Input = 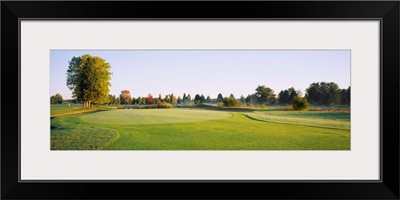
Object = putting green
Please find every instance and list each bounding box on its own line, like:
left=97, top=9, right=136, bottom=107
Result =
left=81, top=108, right=232, bottom=125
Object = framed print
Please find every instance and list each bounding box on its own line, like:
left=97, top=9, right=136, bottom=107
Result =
left=2, top=1, right=399, bottom=200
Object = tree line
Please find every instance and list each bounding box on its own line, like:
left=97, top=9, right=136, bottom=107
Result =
left=60, top=54, right=350, bottom=109
left=305, top=82, right=350, bottom=105
left=98, top=82, right=349, bottom=107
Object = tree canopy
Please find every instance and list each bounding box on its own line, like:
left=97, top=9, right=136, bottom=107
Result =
left=254, top=85, right=277, bottom=105
left=340, top=87, right=351, bottom=105
left=223, top=96, right=239, bottom=107
left=120, top=90, right=132, bottom=104
left=305, top=82, right=347, bottom=105
left=170, top=93, right=176, bottom=104
left=278, top=87, right=298, bottom=105
left=146, top=93, right=154, bottom=104
left=108, top=94, right=118, bottom=105
left=194, top=94, right=201, bottom=105
left=50, top=93, right=63, bottom=104
left=66, top=54, right=112, bottom=108
left=206, top=96, right=211, bottom=103
left=216, top=93, right=224, bottom=103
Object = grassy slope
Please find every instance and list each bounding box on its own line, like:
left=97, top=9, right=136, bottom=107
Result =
left=51, top=104, right=116, bottom=117
left=245, top=111, right=350, bottom=130
left=51, top=117, right=119, bottom=150
left=55, top=110, right=350, bottom=150
left=51, top=104, right=95, bottom=117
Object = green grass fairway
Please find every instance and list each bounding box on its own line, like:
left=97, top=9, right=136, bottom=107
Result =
left=51, top=109, right=350, bottom=150
left=81, top=109, right=232, bottom=125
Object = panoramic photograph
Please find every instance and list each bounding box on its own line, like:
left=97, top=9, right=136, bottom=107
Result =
left=50, top=50, right=350, bottom=150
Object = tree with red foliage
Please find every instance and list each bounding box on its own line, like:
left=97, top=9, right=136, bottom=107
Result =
left=146, top=93, right=154, bottom=104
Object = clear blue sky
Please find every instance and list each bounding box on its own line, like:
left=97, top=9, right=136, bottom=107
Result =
left=50, top=50, right=350, bottom=99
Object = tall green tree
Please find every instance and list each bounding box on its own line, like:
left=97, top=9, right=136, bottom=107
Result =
left=177, top=96, right=182, bottom=104
left=278, top=90, right=288, bottom=104
left=254, top=85, right=276, bottom=105
left=278, top=87, right=298, bottom=105
left=66, top=54, right=112, bottom=108
left=305, top=83, right=321, bottom=104
left=288, top=87, right=298, bottom=100
left=158, top=94, right=163, bottom=103
left=108, top=94, right=117, bottom=105
left=182, top=93, right=187, bottom=103
left=50, top=93, right=63, bottom=104
left=194, top=94, right=201, bottom=105
left=245, top=94, right=253, bottom=104
left=223, top=97, right=239, bottom=107
left=240, top=95, right=245, bottom=104
left=346, top=86, right=351, bottom=104
left=107, top=94, right=113, bottom=105
left=216, top=93, right=224, bottom=103
left=340, top=86, right=351, bottom=105
left=200, top=94, right=205, bottom=103
left=164, top=95, right=170, bottom=103
left=170, top=93, right=177, bottom=104
left=206, top=96, right=211, bottom=103
left=305, top=82, right=342, bottom=105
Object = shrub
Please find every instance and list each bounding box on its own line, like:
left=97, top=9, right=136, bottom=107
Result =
left=247, top=104, right=254, bottom=108
left=285, top=105, right=294, bottom=110
left=141, top=105, right=157, bottom=109
left=216, top=102, right=223, bottom=107
left=223, top=97, right=239, bottom=107
left=259, top=105, right=267, bottom=109
left=291, top=96, right=310, bottom=111
left=157, top=103, right=173, bottom=108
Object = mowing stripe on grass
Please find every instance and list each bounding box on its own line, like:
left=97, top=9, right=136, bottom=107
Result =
left=243, top=111, right=350, bottom=131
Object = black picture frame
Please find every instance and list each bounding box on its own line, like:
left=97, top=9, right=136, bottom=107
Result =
left=2, top=1, right=399, bottom=199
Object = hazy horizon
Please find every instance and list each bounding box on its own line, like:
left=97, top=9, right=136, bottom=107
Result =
left=50, top=50, right=350, bottom=100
